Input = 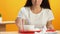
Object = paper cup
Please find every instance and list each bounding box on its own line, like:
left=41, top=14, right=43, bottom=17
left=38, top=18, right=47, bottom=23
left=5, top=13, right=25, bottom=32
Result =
left=24, top=25, right=35, bottom=31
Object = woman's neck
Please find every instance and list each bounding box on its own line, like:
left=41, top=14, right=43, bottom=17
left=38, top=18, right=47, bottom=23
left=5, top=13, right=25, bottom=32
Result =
left=30, top=6, right=42, bottom=14
left=31, top=6, right=41, bottom=10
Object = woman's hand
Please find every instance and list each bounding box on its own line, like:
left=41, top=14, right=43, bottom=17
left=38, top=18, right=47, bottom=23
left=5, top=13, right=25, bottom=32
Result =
left=46, top=20, right=54, bottom=30
left=15, top=17, right=23, bottom=30
left=47, top=25, right=54, bottom=30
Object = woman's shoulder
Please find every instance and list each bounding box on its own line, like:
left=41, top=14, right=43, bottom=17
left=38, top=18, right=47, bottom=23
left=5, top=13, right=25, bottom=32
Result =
left=19, top=7, right=29, bottom=12
left=42, top=8, right=52, bottom=13
left=19, top=7, right=30, bottom=15
left=20, top=7, right=25, bottom=10
left=20, top=7, right=29, bottom=10
left=42, top=8, right=54, bottom=16
left=20, top=7, right=30, bottom=11
left=42, top=8, right=51, bottom=11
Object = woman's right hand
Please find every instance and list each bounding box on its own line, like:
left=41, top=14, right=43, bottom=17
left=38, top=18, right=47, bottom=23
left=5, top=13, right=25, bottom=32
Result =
left=15, top=17, right=26, bottom=31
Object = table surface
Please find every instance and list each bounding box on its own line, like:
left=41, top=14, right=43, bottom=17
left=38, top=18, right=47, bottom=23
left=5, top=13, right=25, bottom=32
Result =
left=0, top=31, right=60, bottom=34
left=0, top=21, right=15, bottom=24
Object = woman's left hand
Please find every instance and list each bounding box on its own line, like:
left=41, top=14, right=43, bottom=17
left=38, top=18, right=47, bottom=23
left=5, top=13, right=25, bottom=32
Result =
left=46, top=20, right=55, bottom=30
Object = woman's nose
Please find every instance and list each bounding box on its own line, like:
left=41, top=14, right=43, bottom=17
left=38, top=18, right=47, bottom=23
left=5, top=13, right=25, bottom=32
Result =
left=35, top=0, right=38, bottom=3
left=36, top=0, right=38, bottom=2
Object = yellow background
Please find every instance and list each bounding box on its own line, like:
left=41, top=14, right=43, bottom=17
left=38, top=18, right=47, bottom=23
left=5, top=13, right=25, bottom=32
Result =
left=0, top=0, right=60, bottom=31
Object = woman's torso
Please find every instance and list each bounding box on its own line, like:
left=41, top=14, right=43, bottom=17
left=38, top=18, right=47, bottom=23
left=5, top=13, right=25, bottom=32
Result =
left=22, top=7, right=50, bottom=28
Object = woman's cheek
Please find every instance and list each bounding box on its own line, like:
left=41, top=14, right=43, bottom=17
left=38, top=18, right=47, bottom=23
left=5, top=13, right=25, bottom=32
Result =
left=32, top=0, right=35, bottom=5
left=37, top=0, right=42, bottom=5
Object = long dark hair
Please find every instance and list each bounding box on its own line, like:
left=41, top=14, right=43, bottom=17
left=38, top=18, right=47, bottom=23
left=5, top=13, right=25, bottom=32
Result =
left=24, top=0, right=51, bottom=9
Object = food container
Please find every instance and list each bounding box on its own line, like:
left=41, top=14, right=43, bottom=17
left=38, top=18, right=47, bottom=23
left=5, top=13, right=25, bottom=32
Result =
left=19, top=25, right=41, bottom=34
left=23, top=25, right=35, bottom=31
left=46, top=30, right=57, bottom=34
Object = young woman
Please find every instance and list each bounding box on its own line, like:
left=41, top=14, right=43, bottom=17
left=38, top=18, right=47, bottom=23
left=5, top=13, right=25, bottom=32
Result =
left=15, top=0, right=54, bottom=31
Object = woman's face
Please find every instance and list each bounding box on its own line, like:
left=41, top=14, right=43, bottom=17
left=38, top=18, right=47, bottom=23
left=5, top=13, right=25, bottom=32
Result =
left=31, top=0, right=43, bottom=6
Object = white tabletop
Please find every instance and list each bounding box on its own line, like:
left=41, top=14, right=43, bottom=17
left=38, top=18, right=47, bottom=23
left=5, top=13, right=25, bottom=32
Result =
left=0, top=21, right=15, bottom=24
left=0, top=31, right=60, bottom=34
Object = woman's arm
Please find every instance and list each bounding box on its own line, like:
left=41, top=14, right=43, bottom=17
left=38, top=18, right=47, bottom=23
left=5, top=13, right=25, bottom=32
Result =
left=15, top=17, right=25, bottom=30
left=46, top=20, right=54, bottom=30
left=15, top=17, right=21, bottom=30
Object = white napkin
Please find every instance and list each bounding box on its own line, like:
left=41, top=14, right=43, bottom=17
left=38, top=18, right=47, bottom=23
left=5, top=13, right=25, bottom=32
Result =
left=34, top=26, right=47, bottom=34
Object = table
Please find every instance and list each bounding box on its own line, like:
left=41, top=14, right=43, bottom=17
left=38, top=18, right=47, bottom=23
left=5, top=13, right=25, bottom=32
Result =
left=0, top=31, right=60, bottom=34
left=0, top=21, right=15, bottom=31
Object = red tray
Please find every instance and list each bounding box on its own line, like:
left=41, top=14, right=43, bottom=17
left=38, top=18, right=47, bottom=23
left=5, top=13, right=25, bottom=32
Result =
left=19, top=30, right=41, bottom=33
left=19, top=30, right=41, bottom=34
left=46, top=30, right=56, bottom=32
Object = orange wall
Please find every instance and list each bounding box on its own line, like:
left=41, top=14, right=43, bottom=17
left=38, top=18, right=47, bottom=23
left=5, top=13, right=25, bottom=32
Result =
left=49, top=0, right=60, bottom=30
left=0, top=0, right=26, bottom=21
left=0, top=0, right=60, bottom=31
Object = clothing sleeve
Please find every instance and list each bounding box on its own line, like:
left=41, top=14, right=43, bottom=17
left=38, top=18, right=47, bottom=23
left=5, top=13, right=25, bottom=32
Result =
left=47, top=9, right=54, bottom=21
left=17, top=7, right=26, bottom=19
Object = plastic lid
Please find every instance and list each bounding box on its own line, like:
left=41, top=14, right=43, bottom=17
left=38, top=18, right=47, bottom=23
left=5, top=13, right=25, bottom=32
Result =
left=46, top=30, right=56, bottom=32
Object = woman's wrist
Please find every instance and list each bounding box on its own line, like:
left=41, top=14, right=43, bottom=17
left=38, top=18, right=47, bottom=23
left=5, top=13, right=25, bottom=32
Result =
left=47, top=25, right=54, bottom=30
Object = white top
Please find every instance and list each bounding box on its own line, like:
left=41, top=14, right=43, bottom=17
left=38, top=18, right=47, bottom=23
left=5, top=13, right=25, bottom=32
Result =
left=17, top=7, right=54, bottom=29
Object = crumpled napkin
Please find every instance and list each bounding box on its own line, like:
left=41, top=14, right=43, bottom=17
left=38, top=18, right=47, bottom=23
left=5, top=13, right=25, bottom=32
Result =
left=34, top=26, right=47, bottom=34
